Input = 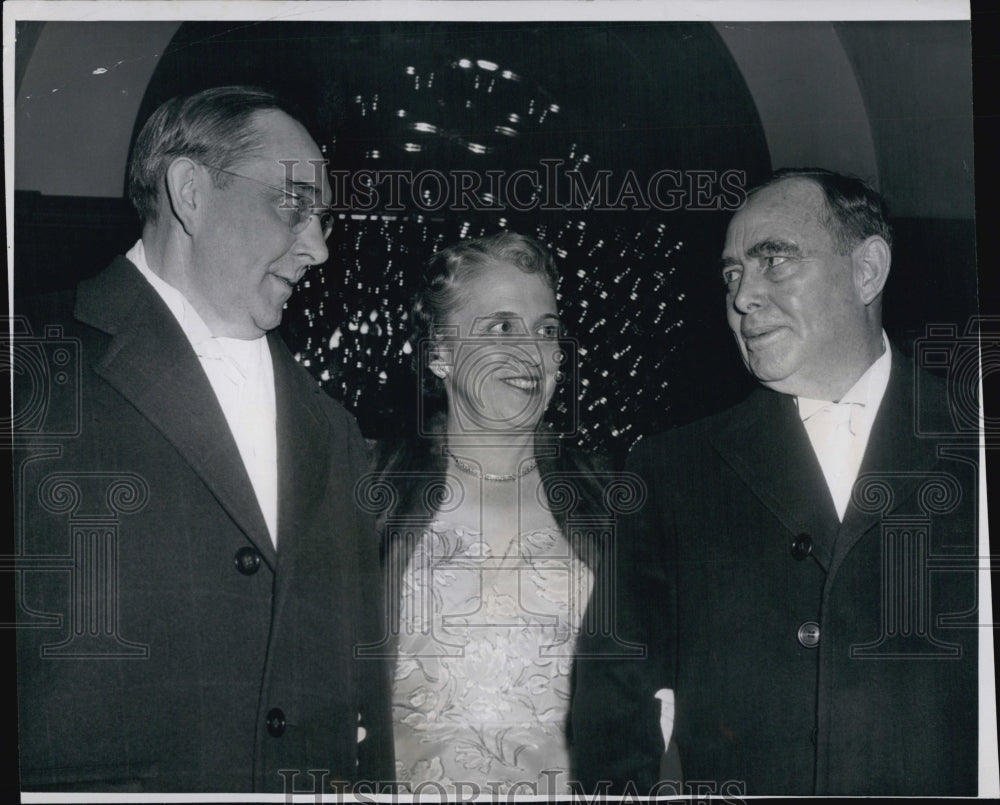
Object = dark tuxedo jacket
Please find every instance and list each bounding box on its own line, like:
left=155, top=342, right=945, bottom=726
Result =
left=15, top=257, right=394, bottom=792
left=570, top=349, right=979, bottom=795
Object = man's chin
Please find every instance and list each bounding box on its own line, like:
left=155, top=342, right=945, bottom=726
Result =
left=747, top=358, right=794, bottom=392
left=251, top=308, right=284, bottom=336
left=754, top=370, right=823, bottom=399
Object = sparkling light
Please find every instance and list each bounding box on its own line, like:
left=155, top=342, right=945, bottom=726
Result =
left=280, top=52, right=692, bottom=451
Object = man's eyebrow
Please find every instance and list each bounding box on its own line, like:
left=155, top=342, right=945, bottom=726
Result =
left=487, top=311, right=560, bottom=320
left=746, top=238, right=801, bottom=259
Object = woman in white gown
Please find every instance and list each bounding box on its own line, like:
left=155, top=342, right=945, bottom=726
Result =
left=371, top=232, right=613, bottom=794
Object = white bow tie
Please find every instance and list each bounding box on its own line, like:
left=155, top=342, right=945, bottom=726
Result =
left=194, top=337, right=251, bottom=385
left=804, top=400, right=864, bottom=437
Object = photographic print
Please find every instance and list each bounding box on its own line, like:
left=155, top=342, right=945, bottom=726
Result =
left=5, top=0, right=995, bottom=800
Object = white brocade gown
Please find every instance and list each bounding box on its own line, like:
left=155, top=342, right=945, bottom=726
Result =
left=392, top=520, right=594, bottom=793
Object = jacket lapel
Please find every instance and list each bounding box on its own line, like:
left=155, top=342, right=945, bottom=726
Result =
left=830, top=350, right=940, bottom=573
left=710, top=350, right=941, bottom=576
left=269, top=333, right=332, bottom=566
left=76, top=257, right=276, bottom=566
left=711, top=387, right=841, bottom=565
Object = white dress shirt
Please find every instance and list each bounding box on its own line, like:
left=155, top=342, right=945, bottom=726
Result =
left=796, top=332, right=892, bottom=521
left=126, top=240, right=279, bottom=548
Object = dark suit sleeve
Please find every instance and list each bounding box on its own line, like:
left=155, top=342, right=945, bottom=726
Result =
left=338, top=407, right=396, bottom=786
left=570, top=436, right=676, bottom=793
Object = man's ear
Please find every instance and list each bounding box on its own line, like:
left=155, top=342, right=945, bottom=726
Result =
left=853, top=235, right=891, bottom=306
left=164, top=157, right=201, bottom=236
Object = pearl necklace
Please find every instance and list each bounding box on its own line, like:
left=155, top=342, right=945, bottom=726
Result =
left=444, top=448, right=538, bottom=482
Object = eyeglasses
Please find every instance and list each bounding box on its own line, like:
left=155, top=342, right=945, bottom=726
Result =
left=200, top=162, right=335, bottom=239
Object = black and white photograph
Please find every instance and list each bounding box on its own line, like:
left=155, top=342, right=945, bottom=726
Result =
left=5, top=0, right=998, bottom=799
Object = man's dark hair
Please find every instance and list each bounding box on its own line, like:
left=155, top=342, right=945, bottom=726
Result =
left=749, top=167, right=893, bottom=253
left=127, top=85, right=302, bottom=224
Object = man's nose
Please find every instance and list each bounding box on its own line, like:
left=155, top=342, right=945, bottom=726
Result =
left=296, top=215, right=330, bottom=266
left=732, top=270, right=765, bottom=314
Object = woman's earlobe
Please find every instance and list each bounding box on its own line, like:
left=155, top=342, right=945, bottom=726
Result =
left=428, top=341, right=454, bottom=379
left=429, top=360, right=451, bottom=379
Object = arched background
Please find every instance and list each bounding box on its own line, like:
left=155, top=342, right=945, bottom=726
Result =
left=13, top=19, right=977, bottom=450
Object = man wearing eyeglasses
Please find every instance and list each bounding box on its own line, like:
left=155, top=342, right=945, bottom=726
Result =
left=15, top=86, right=393, bottom=792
